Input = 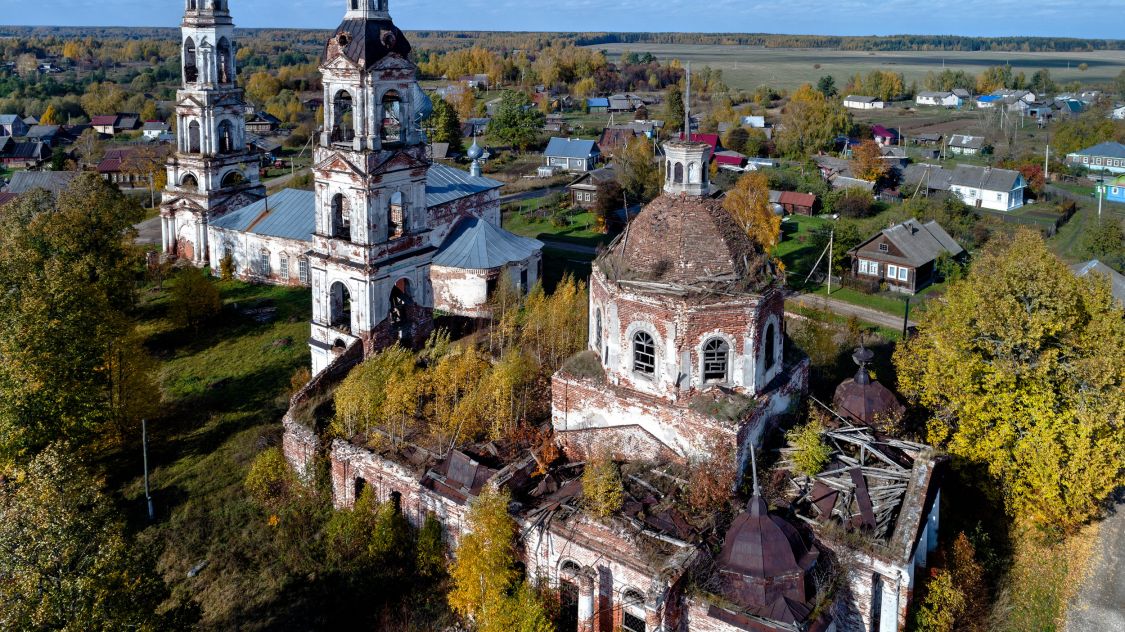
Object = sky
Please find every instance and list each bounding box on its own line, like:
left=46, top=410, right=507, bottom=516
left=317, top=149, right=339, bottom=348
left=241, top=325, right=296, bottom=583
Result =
left=2, top=0, right=1122, bottom=40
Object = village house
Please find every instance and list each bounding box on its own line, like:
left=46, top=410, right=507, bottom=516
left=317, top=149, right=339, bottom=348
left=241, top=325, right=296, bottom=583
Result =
left=1112, top=106, right=1125, bottom=120
left=245, top=111, right=281, bottom=134
left=586, top=97, right=610, bottom=113
left=713, top=150, right=748, bottom=171
left=871, top=125, right=898, bottom=147
left=915, top=91, right=963, bottom=108
left=947, top=134, right=985, bottom=156
left=567, top=165, right=616, bottom=209
left=143, top=121, right=172, bottom=141
left=1066, top=142, right=1125, bottom=175
left=948, top=164, right=1026, bottom=211
left=607, top=93, right=647, bottom=113
left=598, top=125, right=641, bottom=156
left=91, top=114, right=136, bottom=136
left=25, top=124, right=62, bottom=146
left=97, top=148, right=143, bottom=187
left=975, top=95, right=1001, bottom=109
left=1107, top=174, right=1125, bottom=204
left=0, top=137, right=48, bottom=168
left=844, top=95, right=886, bottom=110
left=0, top=114, right=30, bottom=137
left=544, top=137, right=601, bottom=173
left=3, top=170, right=79, bottom=196
left=849, top=218, right=964, bottom=294
left=774, top=190, right=817, bottom=215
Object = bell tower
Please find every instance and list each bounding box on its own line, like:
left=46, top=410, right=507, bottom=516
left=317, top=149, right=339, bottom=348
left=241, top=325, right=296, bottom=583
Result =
left=160, top=0, right=265, bottom=265
left=308, top=0, right=436, bottom=374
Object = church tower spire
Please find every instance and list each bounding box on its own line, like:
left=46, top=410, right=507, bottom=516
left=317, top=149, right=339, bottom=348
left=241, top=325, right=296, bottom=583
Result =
left=307, top=0, right=436, bottom=374
left=159, top=0, right=265, bottom=265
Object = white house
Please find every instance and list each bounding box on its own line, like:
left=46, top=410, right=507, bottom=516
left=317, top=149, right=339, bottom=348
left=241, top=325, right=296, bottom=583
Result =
left=915, top=91, right=963, bottom=108
left=1066, top=142, right=1125, bottom=175
left=1111, top=106, right=1125, bottom=121
left=948, top=134, right=985, bottom=156
left=844, top=95, right=886, bottom=110
left=948, top=165, right=1025, bottom=212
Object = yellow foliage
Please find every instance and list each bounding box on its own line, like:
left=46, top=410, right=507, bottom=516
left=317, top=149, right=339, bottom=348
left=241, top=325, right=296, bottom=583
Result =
left=723, top=170, right=781, bottom=250
left=895, top=230, right=1125, bottom=529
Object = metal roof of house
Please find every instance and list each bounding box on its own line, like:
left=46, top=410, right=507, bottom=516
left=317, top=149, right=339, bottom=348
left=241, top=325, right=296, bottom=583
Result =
left=4, top=141, right=45, bottom=160
left=844, top=95, right=878, bottom=102
left=0, top=114, right=20, bottom=125
left=586, top=97, right=610, bottom=108
left=949, top=134, right=984, bottom=149
left=1070, top=142, right=1125, bottom=159
left=432, top=217, right=542, bottom=270
left=1071, top=259, right=1125, bottom=305
left=90, top=115, right=118, bottom=126
left=26, top=125, right=60, bottom=139
left=0, top=192, right=17, bottom=206
left=143, top=121, right=169, bottom=131
left=544, top=137, right=599, bottom=159
left=854, top=218, right=963, bottom=266
left=918, top=91, right=954, bottom=98
left=211, top=164, right=502, bottom=242
left=976, top=95, right=1002, bottom=103
left=5, top=170, right=79, bottom=194
left=950, top=165, right=1022, bottom=192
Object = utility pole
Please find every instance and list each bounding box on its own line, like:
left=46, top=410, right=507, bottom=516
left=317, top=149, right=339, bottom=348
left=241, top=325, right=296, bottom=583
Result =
left=1044, top=144, right=1050, bottom=182
left=142, top=418, right=154, bottom=521
left=903, top=297, right=911, bottom=339
left=1098, top=177, right=1104, bottom=220
left=827, top=229, right=834, bottom=296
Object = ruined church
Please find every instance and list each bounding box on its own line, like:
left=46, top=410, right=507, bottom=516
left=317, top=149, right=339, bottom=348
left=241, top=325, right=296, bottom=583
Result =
left=159, top=2, right=946, bottom=631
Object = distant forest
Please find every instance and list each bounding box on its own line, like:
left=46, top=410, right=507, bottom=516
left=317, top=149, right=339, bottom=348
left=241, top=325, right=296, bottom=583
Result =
left=2, top=26, right=1123, bottom=53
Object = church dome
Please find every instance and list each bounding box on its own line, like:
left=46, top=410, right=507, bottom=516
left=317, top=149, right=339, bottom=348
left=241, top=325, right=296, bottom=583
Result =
left=326, top=16, right=412, bottom=69
left=833, top=346, right=905, bottom=426
left=719, top=496, right=810, bottom=580
left=598, top=194, right=776, bottom=295
left=466, top=139, right=483, bottom=161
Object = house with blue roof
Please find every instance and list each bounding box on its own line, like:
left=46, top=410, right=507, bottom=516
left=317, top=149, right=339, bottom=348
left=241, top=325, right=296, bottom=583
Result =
left=975, top=95, right=1002, bottom=109
left=544, top=137, right=601, bottom=173
left=586, top=97, right=610, bottom=113
left=1066, top=142, right=1125, bottom=175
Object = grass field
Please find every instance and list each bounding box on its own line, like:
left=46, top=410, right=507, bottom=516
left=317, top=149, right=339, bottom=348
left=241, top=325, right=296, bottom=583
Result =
left=589, top=44, right=1125, bottom=92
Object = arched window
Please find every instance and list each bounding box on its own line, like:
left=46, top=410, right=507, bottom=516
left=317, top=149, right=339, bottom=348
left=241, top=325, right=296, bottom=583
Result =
left=673, top=162, right=684, bottom=184
left=621, top=589, right=647, bottom=632
left=380, top=90, right=404, bottom=145
left=633, top=331, right=656, bottom=377
left=332, top=90, right=354, bottom=143
left=217, top=37, right=233, bottom=85
left=688, top=161, right=698, bottom=184
left=217, top=119, right=234, bottom=153
left=180, top=173, right=198, bottom=191
left=594, top=308, right=603, bottom=354
left=332, top=194, right=350, bottom=239
left=221, top=170, right=245, bottom=188
left=764, top=322, right=777, bottom=372
left=183, top=37, right=198, bottom=83
left=703, top=338, right=730, bottom=383
left=188, top=120, right=201, bottom=153
left=389, top=191, right=404, bottom=238
left=187, top=0, right=197, bottom=10
left=257, top=249, right=271, bottom=277
left=330, top=281, right=352, bottom=332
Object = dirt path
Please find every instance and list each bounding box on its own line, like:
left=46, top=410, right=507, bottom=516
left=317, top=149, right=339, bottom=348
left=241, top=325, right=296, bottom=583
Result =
left=788, top=292, right=916, bottom=332
left=1066, top=496, right=1125, bottom=632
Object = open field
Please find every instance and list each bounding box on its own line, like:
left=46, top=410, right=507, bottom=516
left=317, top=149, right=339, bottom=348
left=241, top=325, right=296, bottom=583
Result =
left=587, top=44, right=1125, bottom=91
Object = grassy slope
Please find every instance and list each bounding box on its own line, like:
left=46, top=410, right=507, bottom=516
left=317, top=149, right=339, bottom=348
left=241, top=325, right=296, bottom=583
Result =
left=119, top=280, right=315, bottom=630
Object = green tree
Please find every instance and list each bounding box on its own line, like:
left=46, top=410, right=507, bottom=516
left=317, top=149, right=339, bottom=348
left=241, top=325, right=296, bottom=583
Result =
left=663, top=85, right=685, bottom=135
left=488, top=90, right=545, bottom=152
left=333, top=345, right=420, bottom=444
left=816, top=75, right=838, bottom=98
left=1082, top=219, right=1124, bottom=264
left=613, top=136, right=661, bottom=204
left=895, top=230, right=1125, bottom=530
left=169, top=268, right=222, bottom=330
left=1029, top=69, right=1056, bottom=96
left=1052, top=111, right=1121, bottom=156
left=415, top=513, right=446, bottom=579
left=245, top=447, right=297, bottom=510
left=0, top=176, right=143, bottom=460
left=0, top=446, right=172, bottom=630
left=724, top=126, right=750, bottom=155
left=913, top=570, right=966, bottom=632
left=427, top=94, right=464, bottom=155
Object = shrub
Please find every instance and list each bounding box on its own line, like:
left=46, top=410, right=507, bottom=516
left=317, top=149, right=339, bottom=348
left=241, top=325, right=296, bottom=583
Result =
left=787, top=419, right=831, bottom=477
left=416, top=513, right=446, bottom=578
left=581, top=450, right=624, bottom=519
left=913, top=570, right=966, bottom=632
left=219, top=252, right=235, bottom=281
left=832, top=187, right=877, bottom=218
left=245, top=447, right=295, bottom=509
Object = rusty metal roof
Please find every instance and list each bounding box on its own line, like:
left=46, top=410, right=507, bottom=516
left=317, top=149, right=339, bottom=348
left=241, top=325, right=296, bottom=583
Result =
left=326, top=18, right=411, bottom=70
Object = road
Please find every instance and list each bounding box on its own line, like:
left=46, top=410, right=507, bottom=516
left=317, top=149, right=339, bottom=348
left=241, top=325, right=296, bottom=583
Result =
left=264, top=167, right=310, bottom=190
left=1066, top=495, right=1125, bottom=632
left=135, top=216, right=162, bottom=246
left=787, top=292, right=916, bottom=332
left=500, top=185, right=567, bottom=204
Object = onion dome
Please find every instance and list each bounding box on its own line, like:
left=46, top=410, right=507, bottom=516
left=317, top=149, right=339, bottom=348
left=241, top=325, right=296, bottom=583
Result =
left=466, top=138, right=483, bottom=161
left=833, top=346, right=905, bottom=427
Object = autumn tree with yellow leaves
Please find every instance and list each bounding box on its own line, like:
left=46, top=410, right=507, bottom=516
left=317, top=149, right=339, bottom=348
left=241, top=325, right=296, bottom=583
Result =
left=895, top=230, right=1125, bottom=530
left=723, top=170, right=781, bottom=250
left=776, top=84, right=851, bottom=158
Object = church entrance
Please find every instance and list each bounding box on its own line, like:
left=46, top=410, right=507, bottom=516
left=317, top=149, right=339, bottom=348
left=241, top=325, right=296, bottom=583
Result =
left=389, top=279, right=413, bottom=341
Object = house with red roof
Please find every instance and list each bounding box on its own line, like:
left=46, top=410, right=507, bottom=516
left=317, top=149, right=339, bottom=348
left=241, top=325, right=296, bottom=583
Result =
left=777, top=191, right=817, bottom=216
left=678, top=132, right=720, bottom=155
left=871, top=125, right=899, bottom=147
